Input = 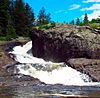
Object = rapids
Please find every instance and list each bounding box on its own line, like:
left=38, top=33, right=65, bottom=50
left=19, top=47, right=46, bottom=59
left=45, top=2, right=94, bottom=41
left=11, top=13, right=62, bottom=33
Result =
left=9, top=41, right=100, bottom=86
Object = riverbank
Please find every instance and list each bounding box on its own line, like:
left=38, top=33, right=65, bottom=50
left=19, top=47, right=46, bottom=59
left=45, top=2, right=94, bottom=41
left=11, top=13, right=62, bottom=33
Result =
left=0, top=38, right=44, bottom=87
left=31, top=24, right=100, bottom=81
left=0, top=38, right=100, bottom=98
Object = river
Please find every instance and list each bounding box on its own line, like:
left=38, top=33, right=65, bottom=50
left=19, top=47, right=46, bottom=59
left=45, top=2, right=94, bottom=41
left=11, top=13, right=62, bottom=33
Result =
left=1, top=41, right=100, bottom=98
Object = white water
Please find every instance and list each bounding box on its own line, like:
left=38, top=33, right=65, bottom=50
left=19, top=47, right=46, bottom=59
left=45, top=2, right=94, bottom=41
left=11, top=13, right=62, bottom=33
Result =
left=9, top=41, right=100, bottom=86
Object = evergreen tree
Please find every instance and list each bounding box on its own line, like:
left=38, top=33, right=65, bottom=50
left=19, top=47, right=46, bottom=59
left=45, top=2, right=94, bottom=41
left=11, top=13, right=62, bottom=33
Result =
left=24, top=3, right=35, bottom=36
left=0, top=0, right=35, bottom=39
left=45, top=13, right=51, bottom=24
left=37, top=7, right=51, bottom=25
left=96, top=16, right=100, bottom=23
left=76, top=18, right=80, bottom=25
left=91, top=19, right=97, bottom=23
left=14, top=0, right=26, bottom=36
left=70, top=20, right=74, bottom=25
left=6, top=14, right=16, bottom=40
left=83, top=13, right=89, bottom=25
left=0, top=0, right=9, bottom=36
left=37, top=7, right=46, bottom=25
left=9, top=0, right=15, bottom=21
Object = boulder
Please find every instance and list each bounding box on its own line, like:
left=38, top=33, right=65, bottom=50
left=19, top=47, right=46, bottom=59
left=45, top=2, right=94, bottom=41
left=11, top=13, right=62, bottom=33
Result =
left=31, top=24, right=100, bottom=62
left=67, top=58, right=100, bottom=82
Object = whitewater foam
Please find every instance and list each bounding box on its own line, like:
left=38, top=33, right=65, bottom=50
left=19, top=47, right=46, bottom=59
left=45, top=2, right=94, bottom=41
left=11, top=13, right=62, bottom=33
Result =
left=9, top=41, right=100, bottom=86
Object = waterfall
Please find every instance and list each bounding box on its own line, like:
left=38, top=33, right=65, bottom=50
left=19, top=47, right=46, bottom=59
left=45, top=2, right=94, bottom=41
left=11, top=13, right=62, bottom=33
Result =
left=9, top=41, right=100, bottom=86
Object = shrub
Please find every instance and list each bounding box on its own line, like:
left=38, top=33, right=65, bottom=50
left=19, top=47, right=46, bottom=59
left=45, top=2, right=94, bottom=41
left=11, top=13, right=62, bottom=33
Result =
left=43, top=25, right=50, bottom=29
left=50, top=21, right=56, bottom=27
left=6, top=26, right=16, bottom=41
left=90, top=24, right=99, bottom=29
left=0, top=36, right=7, bottom=41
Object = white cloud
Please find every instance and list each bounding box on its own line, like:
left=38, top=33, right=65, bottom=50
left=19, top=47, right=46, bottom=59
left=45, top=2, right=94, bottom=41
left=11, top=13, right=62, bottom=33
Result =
left=69, top=4, right=80, bottom=10
left=83, top=0, right=100, bottom=3
left=81, top=10, right=100, bottom=20
left=81, top=4, right=100, bottom=11
left=55, top=10, right=68, bottom=14
left=81, top=3, right=100, bottom=20
left=55, top=10, right=64, bottom=14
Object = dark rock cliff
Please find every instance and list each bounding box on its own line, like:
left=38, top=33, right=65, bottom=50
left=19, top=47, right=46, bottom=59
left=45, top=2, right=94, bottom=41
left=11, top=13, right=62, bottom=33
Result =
left=31, top=24, right=100, bottom=62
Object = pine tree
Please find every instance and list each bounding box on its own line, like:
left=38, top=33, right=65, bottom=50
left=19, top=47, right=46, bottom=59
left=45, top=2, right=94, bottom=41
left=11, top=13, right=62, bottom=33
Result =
left=9, top=0, right=15, bottom=21
left=37, top=7, right=46, bottom=25
left=24, top=3, right=35, bottom=36
left=0, top=0, right=9, bottom=36
left=76, top=18, right=80, bottom=25
left=6, top=14, right=16, bottom=40
left=45, top=13, right=51, bottom=24
left=0, top=0, right=35, bottom=39
left=14, top=0, right=26, bottom=36
left=70, top=20, right=74, bottom=25
left=83, top=13, right=89, bottom=25
left=37, top=7, right=51, bottom=25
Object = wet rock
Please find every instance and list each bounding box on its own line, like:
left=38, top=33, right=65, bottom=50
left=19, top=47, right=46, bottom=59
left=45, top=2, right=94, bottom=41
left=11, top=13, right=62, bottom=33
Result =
left=30, top=24, right=100, bottom=81
left=0, top=40, right=43, bottom=87
left=67, top=58, right=100, bottom=82
left=31, top=24, right=100, bottom=62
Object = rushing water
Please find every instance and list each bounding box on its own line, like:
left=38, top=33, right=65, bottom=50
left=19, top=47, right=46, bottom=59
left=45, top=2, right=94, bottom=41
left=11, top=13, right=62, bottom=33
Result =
left=6, top=41, right=100, bottom=97
left=9, top=41, right=100, bottom=86
left=0, top=85, right=100, bottom=98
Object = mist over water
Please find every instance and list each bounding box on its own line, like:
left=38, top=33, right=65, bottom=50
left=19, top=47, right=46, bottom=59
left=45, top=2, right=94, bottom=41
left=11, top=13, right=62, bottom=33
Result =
left=9, top=41, right=100, bottom=86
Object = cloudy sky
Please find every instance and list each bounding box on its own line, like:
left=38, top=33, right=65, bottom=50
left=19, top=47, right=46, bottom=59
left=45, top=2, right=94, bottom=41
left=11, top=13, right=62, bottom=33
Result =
left=23, top=0, right=100, bottom=23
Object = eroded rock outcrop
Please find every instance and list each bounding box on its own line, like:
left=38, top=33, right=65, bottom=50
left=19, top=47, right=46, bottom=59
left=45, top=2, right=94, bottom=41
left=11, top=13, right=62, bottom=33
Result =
left=31, top=24, right=100, bottom=62
left=67, top=58, right=100, bottom=81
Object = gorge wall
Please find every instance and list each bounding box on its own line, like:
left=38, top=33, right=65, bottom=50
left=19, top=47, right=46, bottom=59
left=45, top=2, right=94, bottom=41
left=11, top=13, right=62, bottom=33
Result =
left=31, top=24, right=100, bottom=62
left=30, top=24, right=100, bottom=81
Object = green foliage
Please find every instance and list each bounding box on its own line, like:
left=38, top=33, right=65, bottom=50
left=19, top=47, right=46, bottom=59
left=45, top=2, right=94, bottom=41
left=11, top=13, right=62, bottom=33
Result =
left=38, top=24, right=50, bottom=31
left=50, top=21, right=56, bottom=27
left=38, top=21, right=56, bottom=31
left=77, top=15, right=100, bottom=30
left=37, top=7, right=51, bottom=25
left=69, top=20, right=75, bottom=25
left=0, top=37, right=7, bottom=41
left=38, top=25, right=44, bottom=31
left=78, top=22, right=85, bottom=26
left=83, top=13, right=89, bottom=25
left=76, top=18, right=80, bottom=26
left=24, top=3, right=35, bottom=34
left=14, top=0, right=26, bottom=35
left=7, top=14, right=16, bottom=39
left=0, top=0, right=9, bottom=36
left=6, top=26, right=16, bottom=40
left=72, top=20, right=75, bottom=25
left=89, top=24, right=100, bottom=29
left=91, top=19, right=97, bottom=23
left=90, top=18, right=100, bottom=23
left=0, top=0, right=35, bottom=38
left=43, top=25, right=50, bottom=29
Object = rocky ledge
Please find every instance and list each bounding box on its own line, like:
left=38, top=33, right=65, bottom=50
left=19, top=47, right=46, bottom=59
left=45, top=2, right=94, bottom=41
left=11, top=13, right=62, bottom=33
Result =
left=31, top=24, right=100, bottom=61
left=0, top=39, right=44, bottom=87
left=67, top=58, right=100, bottom=81
left=31, top=23, right=100, bottom=81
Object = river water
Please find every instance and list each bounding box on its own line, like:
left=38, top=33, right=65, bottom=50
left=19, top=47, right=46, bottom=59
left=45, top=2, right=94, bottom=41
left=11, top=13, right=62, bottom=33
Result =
left=2, top=41, right=100, bottom=97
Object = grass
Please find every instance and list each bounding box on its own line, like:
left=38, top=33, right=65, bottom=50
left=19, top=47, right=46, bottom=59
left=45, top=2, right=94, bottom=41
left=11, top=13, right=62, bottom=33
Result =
left=0, top=36, right=7, bottom=41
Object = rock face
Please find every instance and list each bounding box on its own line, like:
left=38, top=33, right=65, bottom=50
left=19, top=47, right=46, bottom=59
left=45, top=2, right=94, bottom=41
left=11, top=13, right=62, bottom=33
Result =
left=31, top=24, right=100, bottom=62
left=31, top=24, right=100, bottom=81
left=67, top=58, right=100, bottom=82
left=0, top=41, right=44, bottom=87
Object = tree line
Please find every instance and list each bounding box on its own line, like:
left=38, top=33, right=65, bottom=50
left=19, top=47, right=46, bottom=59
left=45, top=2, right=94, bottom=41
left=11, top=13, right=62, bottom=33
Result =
left=70, top=13, right=100, bottom=26
left=0, top=0, right=51, bottom=40
left=0, top=0, right=99, bottom=40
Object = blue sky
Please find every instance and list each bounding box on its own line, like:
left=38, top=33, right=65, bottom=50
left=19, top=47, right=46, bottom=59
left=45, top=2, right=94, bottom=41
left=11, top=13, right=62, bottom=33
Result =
left=23, top=0, right=100, bottom=23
